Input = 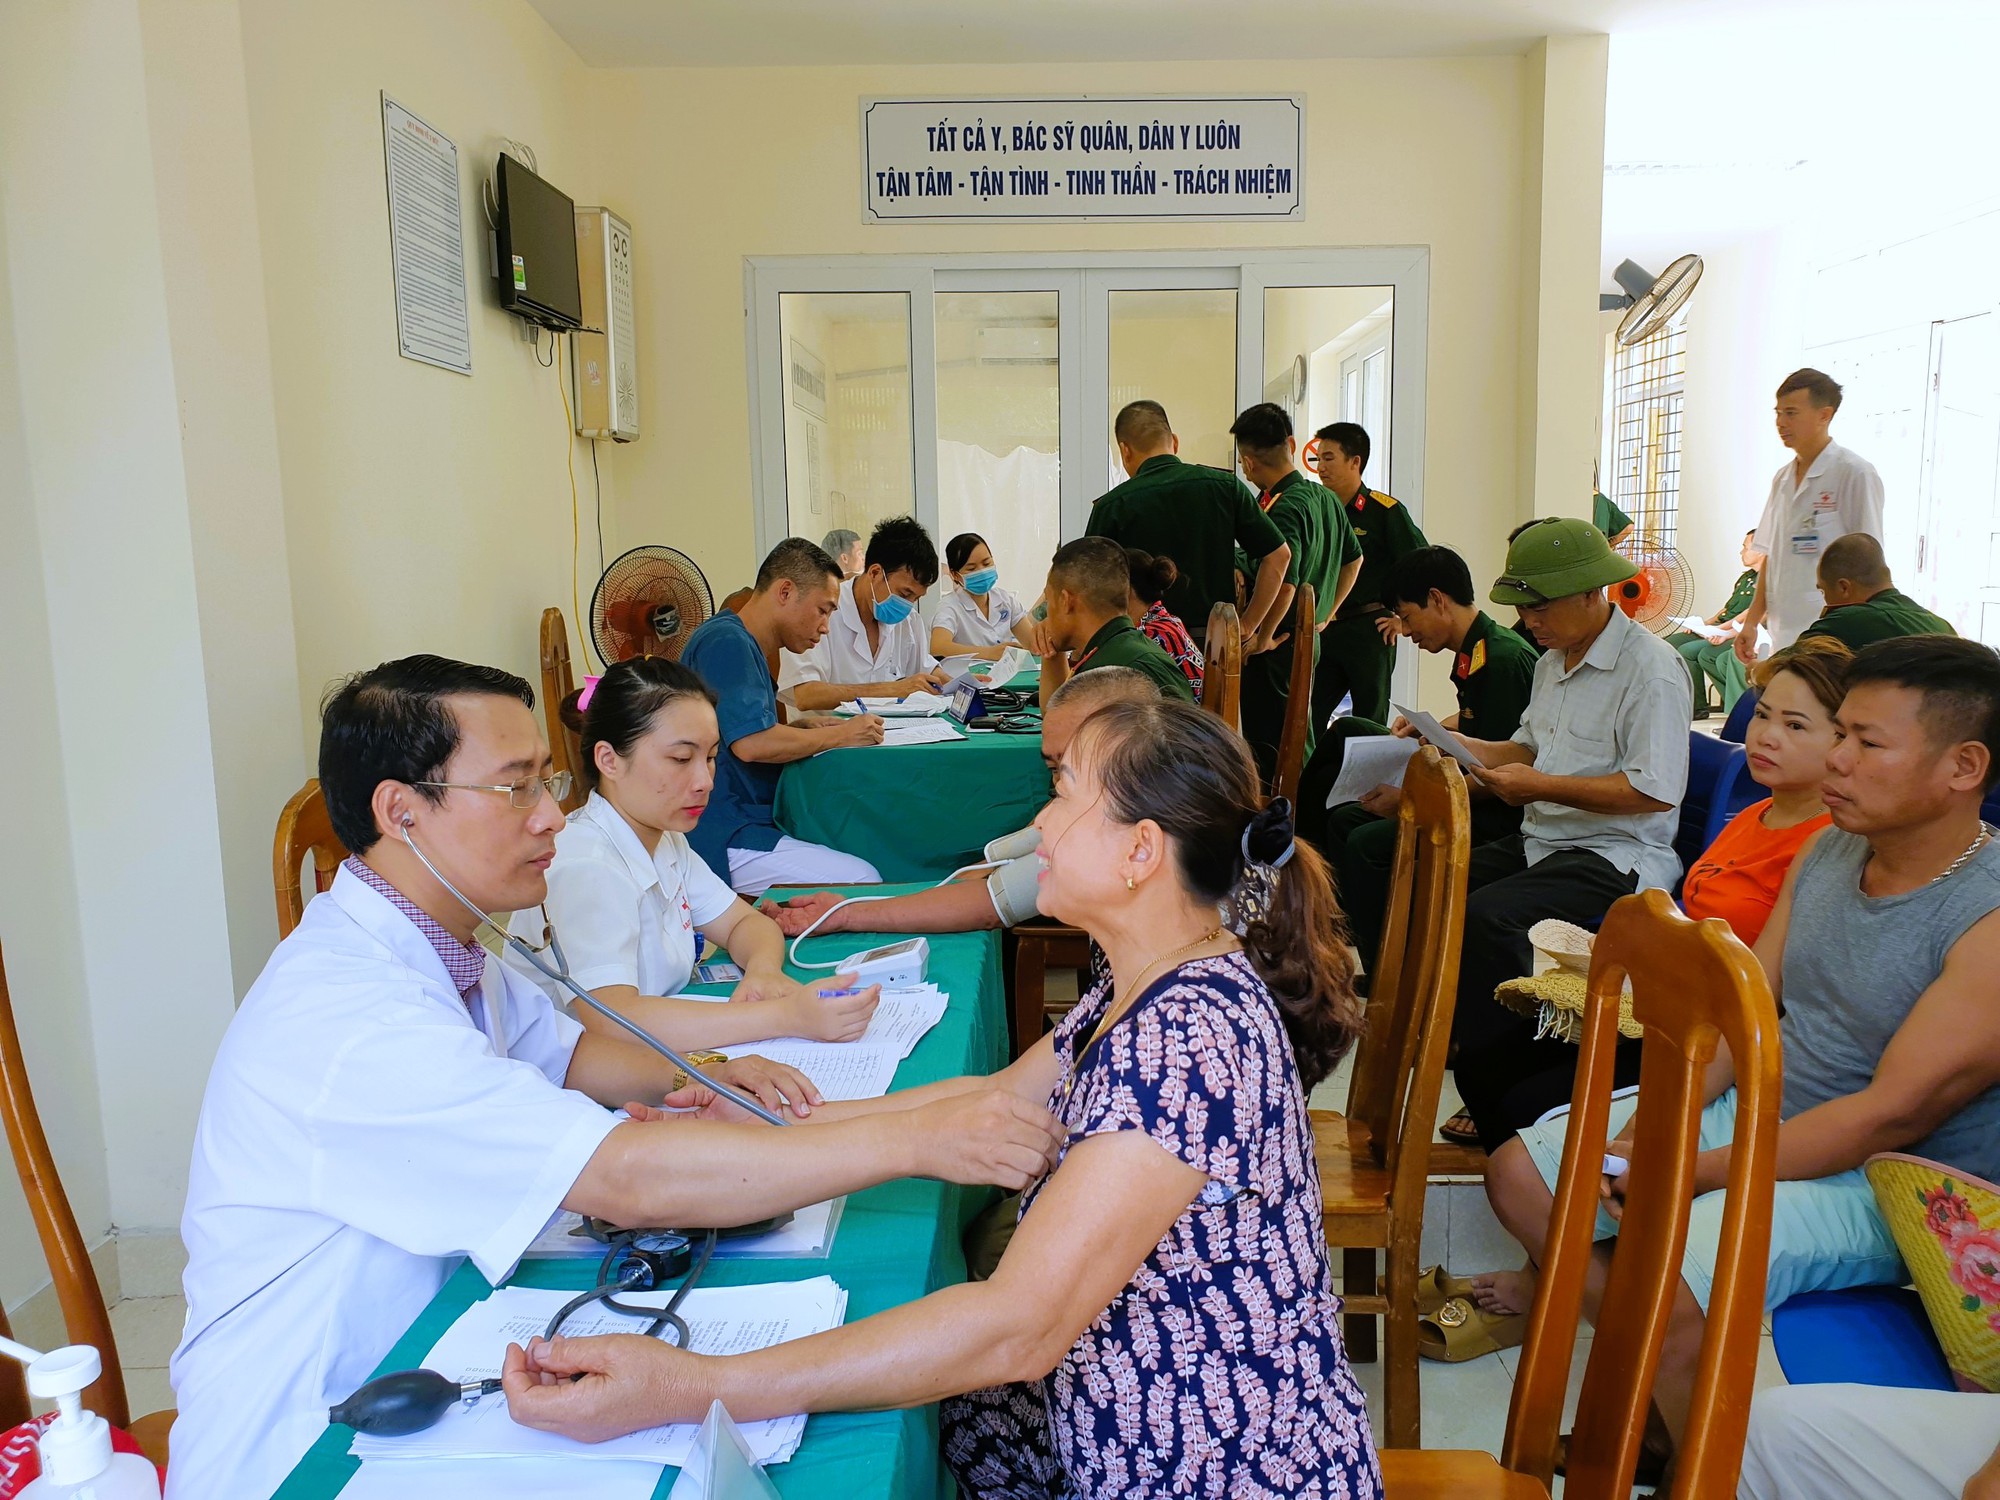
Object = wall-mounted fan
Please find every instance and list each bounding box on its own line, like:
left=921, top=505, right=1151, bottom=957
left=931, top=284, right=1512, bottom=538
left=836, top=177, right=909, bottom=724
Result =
left=1602, top=254, right=1703, bottom=347
left=589, top=545, right=714, bottom=665
left=1613, top=545, right=1697, bottom=635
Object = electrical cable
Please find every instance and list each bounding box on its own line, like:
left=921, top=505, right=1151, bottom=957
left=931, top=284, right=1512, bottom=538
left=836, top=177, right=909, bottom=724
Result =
left=555, top=330, right=591, bottom=667
left=590, top=438, right=605, bottom=574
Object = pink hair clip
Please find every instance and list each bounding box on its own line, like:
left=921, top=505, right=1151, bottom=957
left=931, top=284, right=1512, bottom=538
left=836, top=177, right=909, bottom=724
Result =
left=576, top=675, right=602, bottom=712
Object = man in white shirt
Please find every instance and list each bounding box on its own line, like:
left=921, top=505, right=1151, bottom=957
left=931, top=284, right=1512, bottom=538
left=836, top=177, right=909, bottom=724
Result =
left=1736, top=367, right=1886, bottom=656
left=167, top=655, right=1063, bottom=1500
left=780, top=515, right=952, bottom=711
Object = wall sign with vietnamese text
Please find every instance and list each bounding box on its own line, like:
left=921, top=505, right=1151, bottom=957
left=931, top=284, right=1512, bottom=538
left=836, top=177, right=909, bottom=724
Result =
left=861, top=96, right=1304, bottom=223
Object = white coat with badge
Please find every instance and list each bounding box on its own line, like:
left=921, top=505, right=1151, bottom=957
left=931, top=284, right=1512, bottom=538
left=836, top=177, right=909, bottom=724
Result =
left=1751, top=440, right=1886, bottom=647
left=166, top=868, right=619, bottom=1500
left=778, top=576, right=935, bottom=704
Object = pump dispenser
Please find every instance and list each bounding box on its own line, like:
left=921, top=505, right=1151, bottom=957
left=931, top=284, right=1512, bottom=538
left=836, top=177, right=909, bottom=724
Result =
left=0, top=1336, right=160, bottom=1498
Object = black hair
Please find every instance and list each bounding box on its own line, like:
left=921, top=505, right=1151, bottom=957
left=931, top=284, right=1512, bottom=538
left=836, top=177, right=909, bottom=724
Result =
left=572, top=656, right=718, bottom=793
left=865, top=516, right=939, bottom=588
left=1314, top=420, right=1371, bottom=471
left=820, top=528, right=860, bottom=557
left=1049, top=536, right=1131, bottom=614
left=1229, top=402, right=1293, bottom=459
left=945, top=532, right=989, bottom=574
left=317, top=655, right=535, bottom=854
left=1114, top=399, right=1171, bottom=448
left=1072, top=700, right=1361, bottom=1087
left=755, top=536, right=841, bottom=593
left=1845, top=636, right=2000, bottom=790
left=1124, top=547, right=1179, bottom=608
left=1777, top=366, right=1843, bottom=412
left=1381, top=546, right=1476, bottom=611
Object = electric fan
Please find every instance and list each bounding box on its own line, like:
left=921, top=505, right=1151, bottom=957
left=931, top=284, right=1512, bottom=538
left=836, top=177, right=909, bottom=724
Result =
left=589, top=545, right=715, bottom=665
left=1605, top=254, right=1704, bottom=348
left=1613, top=545, right=1697, bottom=635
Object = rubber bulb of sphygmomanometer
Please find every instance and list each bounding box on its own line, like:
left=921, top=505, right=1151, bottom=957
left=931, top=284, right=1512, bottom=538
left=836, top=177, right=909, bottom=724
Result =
left=329, top=1368, right=459, bottom=1434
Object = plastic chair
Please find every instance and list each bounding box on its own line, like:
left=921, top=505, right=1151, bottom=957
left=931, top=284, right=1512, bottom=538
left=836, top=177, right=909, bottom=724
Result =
left=1310, top=747, right=1471, bottom=1447
left=1200, top=602, right=1242, bottom=733
left=1720, top=688, right=1759, bottom=744
left=1382, top=889, right=1783, bottom=1499
left=1702, top=749, right=1765, bottom=849
left=1677, top=731, right=1737, bottom=873
left=1771, top=1287, right=1954, bottom=1391
left=0, top=944, right=175, bottom=1467
left=1271, top=583, right=1318, bottom=804
left=538, top=607, right=588, bottom=812
left=272, top=779, right=348, bottom=939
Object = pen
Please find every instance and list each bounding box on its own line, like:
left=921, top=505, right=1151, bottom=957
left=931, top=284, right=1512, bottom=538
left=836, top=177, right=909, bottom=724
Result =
left=818, top=988, right=864, bottom=998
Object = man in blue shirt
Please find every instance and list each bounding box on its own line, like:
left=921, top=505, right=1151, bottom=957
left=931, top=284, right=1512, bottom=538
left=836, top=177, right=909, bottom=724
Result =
left=682, top=538, right=886, bottom=893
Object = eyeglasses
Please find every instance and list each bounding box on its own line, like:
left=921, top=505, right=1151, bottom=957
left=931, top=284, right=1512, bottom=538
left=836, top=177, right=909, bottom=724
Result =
left=413, top=770, right=573, bottom=809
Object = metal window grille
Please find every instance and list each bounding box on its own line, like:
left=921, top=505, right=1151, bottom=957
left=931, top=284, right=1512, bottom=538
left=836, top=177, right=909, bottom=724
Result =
left=1608, top=317, right=1686, bottom=552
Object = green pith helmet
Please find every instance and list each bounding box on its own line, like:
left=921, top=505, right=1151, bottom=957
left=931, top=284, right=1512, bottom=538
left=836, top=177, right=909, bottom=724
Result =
left=1490, top=517, right=1637, bottom=606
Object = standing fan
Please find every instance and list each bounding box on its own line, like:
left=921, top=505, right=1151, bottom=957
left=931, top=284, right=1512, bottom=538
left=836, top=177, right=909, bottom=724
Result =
left=589, top=545, right=715, bottom=665
left=1614, top=546, right=1697, bottom=635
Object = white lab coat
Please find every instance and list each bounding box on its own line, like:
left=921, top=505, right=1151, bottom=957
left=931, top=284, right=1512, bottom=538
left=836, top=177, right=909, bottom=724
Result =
left=778, top=576, right=935, bottom=704
left=508, top=789, right=738, bottom=1003
left=1751, top=440, right=1886, bottom=647
left=932, top=584, right=1028, bottom=650
left=167, top=868, right=620, bottom=1500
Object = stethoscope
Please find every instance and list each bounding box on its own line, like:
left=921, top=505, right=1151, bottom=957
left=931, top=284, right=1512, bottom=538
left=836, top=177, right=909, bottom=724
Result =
left=398, top=820, right=791, bottom=1127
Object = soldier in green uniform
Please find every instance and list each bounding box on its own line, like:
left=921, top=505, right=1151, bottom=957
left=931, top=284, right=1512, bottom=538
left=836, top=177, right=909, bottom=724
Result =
left=1308, top=421, right=1427, bottom=730
left=1228, top=403, right=1360, bottom=781
left=1084, top=399, right=1293, bottom=647
left=1593, top=488, right=1635, bottom=549
left=1298, top=546, right=1539, bottom=966
left=1667, top=530, right=1765, bottom=717
left=1801, top=532, right=1957, bottom=649
left=1037, top=536, right=1196, bottom=705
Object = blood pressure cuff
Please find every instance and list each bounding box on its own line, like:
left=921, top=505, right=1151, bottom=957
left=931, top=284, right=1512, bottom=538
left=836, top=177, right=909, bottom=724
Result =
left=985, top=852, right=1044, bottom=927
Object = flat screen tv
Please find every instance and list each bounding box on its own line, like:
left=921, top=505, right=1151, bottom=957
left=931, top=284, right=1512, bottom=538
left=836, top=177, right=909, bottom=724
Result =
left=493, top=153, right=582, bottom=332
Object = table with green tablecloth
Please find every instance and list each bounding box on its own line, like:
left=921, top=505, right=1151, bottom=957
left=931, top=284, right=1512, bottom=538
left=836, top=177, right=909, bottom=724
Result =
left=273, top=904, right=1009, bottom=1500
left=775, top=682, right=1048, bottom=882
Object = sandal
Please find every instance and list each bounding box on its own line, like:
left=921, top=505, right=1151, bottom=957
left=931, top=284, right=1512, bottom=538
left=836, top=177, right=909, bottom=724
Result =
left=1553, top=1416, right=1674, bottom=1490
left=1414, top=1265, right=1480, bottom=1315
left=1439, top=1110, right=1482, bottom=1147
left=1415, top=1295, right=1526, bottom=1363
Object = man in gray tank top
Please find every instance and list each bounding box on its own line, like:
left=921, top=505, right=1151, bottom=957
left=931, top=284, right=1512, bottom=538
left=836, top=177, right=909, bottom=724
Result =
left=1484, top=635, right=2000, bottom=1461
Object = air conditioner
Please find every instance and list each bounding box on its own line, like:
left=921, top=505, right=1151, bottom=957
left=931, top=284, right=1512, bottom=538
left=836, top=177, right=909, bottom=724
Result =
left=571, top=207, right=638, bottom=441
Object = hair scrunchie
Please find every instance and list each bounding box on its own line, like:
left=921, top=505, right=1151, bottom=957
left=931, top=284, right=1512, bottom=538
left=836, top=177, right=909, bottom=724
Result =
left=1222, top=797, right=1297, bottom=935
left=575, top=674, right=603, bottom=712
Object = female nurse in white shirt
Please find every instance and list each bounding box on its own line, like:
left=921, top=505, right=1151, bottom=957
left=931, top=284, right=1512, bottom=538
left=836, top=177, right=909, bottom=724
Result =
left=931, top=532, right=1039, bottom=662
left=509, top=657, right=879, bottom=1048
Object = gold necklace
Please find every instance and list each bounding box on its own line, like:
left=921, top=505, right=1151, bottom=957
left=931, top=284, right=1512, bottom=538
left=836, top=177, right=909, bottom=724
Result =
left=1077, top=925, right=1229, bottom=1065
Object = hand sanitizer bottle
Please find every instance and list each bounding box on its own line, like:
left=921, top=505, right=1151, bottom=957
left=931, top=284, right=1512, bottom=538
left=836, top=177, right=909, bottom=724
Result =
left=0, top=1338, right=160, bottom=1498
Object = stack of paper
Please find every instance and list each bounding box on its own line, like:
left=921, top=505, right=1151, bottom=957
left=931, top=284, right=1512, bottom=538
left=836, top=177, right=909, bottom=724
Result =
left=848, top=692, right=950, bottom=717
left=1389, top=703, right=1483, bottom=770
left=716, top=985, right=948, bottom=1100
left=348, top=1278, right=846, bottom=1471
left=879, top=719, right=965, bottom=747
left=1324, top=735, right=1421, bottom=808
left=526, top=1198, right=844, bottom=1262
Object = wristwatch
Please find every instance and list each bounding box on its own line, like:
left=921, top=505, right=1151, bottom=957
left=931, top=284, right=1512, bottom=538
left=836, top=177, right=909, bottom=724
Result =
left=669, top=1049, right=729, bottom=1093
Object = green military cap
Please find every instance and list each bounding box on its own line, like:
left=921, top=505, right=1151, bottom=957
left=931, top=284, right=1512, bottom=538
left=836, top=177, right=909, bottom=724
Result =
left=1490, top=517, right=1636, bottom=606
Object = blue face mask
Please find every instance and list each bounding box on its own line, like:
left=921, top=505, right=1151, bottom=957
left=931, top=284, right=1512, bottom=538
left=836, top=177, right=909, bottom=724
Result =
left=869, top=577, right=915, bottom=625
left=961, top=567, right=999, bottom=596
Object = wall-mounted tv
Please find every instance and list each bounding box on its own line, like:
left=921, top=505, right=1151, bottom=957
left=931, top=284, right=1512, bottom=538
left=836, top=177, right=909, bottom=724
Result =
left=493, top=153, right=582, bottom=332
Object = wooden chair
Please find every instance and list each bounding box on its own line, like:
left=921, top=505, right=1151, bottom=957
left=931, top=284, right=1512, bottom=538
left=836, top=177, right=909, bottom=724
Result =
left=0, top=944, right=175, bottom=1466
left=273, top=779, right=347, bottom=939
left=538, top=607, right=588, bottom=812
left=1200, top=602, right=1242, bottom=732
left=1381, top=888, right=1781, bottom=1499
left=1270, top=582, right=1318, bottom=804
left=1006, top=923, right=1092, bottom=1059
left=1309, top=746, right=1471, bottom=1447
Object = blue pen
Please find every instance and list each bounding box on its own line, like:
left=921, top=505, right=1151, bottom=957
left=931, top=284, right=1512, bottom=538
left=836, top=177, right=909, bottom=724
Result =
left=818, top=988, right=863, bottom=998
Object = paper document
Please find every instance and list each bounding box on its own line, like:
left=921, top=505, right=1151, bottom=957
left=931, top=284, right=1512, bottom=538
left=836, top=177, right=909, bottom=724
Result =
left=1389, top=703, right=1483, bottom=771
left=348, top=1279, right=846, bottom=1469
left=716, top=985, right=949, bottom=1100
left=1669, top=614, right=1727, bottom=642
left=879, top=719, right=965, bottom=747
left=1325, top=735, right=1421, bottom=809
left=850, top=692, right=950, bottom=717
left=526, top=1198, right=843, bottom=1262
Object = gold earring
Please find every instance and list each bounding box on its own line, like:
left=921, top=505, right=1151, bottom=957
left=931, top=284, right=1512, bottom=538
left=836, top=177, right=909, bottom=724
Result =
left=1125, top=876, right=1135, bottom=890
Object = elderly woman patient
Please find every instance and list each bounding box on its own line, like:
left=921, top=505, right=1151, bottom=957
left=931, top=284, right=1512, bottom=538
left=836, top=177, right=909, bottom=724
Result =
left=501, top=699, right=1383, bottom=1498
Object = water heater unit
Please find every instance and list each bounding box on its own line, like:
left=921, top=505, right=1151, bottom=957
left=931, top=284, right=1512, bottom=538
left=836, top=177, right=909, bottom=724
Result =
left=572, top=207, right=638, bottom=441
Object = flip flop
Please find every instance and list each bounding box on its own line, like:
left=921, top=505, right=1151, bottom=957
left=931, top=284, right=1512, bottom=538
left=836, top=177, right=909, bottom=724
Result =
left=1439, top=1111, right=1482, bottom=1147
left=1416, top=1295, right=1527, bottom=1363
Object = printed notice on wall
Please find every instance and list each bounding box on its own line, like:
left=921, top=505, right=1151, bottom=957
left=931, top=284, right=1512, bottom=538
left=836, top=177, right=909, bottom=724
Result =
left=381, top=94, right=472, bottom=374
left=861, top=96, right=1304, bottom=223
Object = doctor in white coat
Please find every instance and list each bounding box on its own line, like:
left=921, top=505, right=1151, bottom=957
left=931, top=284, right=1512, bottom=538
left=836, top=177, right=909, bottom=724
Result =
left=780, top=515, right=951, bottom=711
left=168, top=655, right=1064, bottom=1500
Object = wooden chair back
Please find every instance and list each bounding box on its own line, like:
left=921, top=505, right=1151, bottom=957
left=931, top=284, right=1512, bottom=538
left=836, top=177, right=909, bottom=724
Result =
left=1270, top=582, right=1319, bottom=803
left=1345, top=747, right=1470, bottom=1173
left=1501, top=889, right=1781, bottom=1497
left=0, top=943, right=131, bottom=1428
left=538, top=607, right=588, bottom=812
left=1200, top=602, right=1242, bottom=731
left=273, top=779, right=347, bottom=939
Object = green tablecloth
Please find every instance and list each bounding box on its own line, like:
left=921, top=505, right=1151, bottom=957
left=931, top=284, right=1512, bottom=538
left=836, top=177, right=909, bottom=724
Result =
left=775, top=728, right=1048, bottom=883
left=273, top=904, right=1008, bottom=1500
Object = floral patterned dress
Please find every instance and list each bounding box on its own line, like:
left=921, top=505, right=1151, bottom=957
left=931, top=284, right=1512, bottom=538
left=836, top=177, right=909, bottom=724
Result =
left=1140, top=602, right=1206, bottom=699
left=941, top=952, right=1380, bottom=1499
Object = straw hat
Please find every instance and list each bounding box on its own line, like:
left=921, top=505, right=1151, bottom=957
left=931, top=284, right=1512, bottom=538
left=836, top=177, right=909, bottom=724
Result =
left=1865, top=1153, right=2000, bottom=1392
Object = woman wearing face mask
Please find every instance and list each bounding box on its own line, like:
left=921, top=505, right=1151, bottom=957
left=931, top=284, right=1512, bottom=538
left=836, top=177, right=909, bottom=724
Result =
left=502, top=700, right=1381, bottom=1498
left=507, top=657, right=881, bottom=1073
left=931, top=532, right=1038, bottom=662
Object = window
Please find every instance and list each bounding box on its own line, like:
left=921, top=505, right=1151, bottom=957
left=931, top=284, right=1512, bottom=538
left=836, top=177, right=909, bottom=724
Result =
left=1606, top=317, right=1686, bottom=551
